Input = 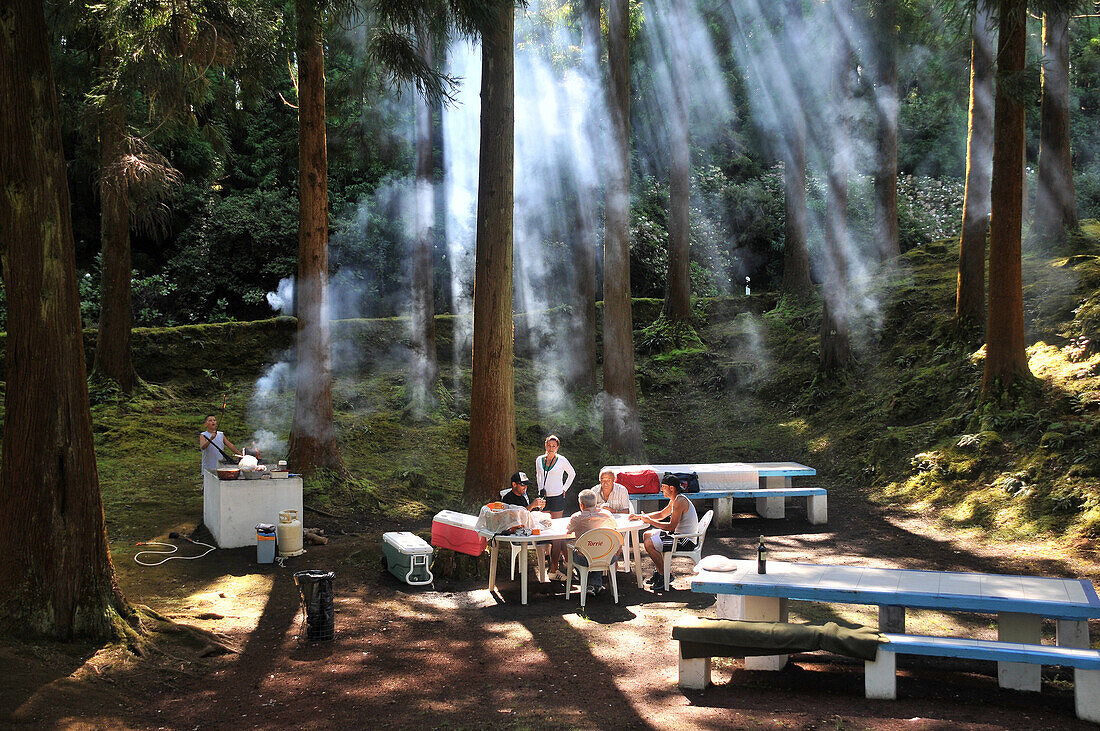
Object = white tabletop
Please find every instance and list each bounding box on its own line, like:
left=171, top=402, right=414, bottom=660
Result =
left=602, top=461, right=816, bottom=477
left=691, top=559, right=1100, bottom=621
left=485, top=515, right=644, bottom=543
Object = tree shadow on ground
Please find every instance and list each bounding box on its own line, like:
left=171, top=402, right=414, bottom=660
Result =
left=0, top=641, right=102, bottom=725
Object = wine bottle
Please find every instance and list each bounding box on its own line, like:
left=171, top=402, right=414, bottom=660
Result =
left=757, top=535, right=767, bottom=574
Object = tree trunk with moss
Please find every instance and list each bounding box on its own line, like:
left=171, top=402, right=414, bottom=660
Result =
left=983, top=0, right=1032, bottom=396
left=955, top=5, right=995, bottom=333
left=463, top=4, right=517, bottom=502
left=288, top=0, right=344, bottom=474
left=0, top=0, right=129, bottom=639
left=602, top=0, right=643, bottom=457
left=1033, top=9, right=1077, bottom=247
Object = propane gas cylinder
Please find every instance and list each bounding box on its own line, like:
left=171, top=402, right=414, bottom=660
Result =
left=277, top=509, right=304, bottom=557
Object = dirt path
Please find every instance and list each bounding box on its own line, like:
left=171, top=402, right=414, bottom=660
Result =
left=3, top=484, right=1099, bottom=729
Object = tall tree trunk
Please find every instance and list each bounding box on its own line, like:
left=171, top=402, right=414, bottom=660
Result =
left=663, top=70, right=691, bottom=321
left=432, top=39, right=450, bottom=324
left=1034, top=9, right=1077, bottom=247
left=983, top=0, right=1032, bottom=396
left=821, top=1, right=853, bottom=373
left=93, top=80, right=137, bottom=393
left=288, top=0, right=344, bottom=474
left=410, top=28, right=438, bottom=412
left=781, top=134, right=811, bottom=294
left=872, top=0, right=899, bottom=262
left=955, top=4, right=996, bottom=333
left=602, top=0, right=643, bottom=456
left=463, top=4, right=517, bottom=502
left=780, top=0, right=812, bottom=296
left=566, top=0, right=602, bottom=393
left=0, top=0, right=128, bottom=639
left=569, top=200, right=598, bottom=391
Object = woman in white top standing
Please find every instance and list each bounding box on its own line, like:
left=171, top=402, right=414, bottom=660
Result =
left=535, top=434, right=575, bottom=580
left=199, top=414, right=240, bottom=476
left=535, top=434, right=574, bottom=518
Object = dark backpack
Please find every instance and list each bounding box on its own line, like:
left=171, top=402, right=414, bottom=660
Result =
left=665, top=471, right=700, bottom=493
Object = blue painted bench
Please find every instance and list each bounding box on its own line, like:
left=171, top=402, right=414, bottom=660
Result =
left=868, top=634, right=1100, bottom=722
left=676, top=626, right=1100, bottom=723
left=630, top=487, right=827, bottom=526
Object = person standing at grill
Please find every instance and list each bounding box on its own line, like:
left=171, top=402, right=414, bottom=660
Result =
left=536, top=434, right=575, bottom=579
left=199, top=414, right=240, bottom=475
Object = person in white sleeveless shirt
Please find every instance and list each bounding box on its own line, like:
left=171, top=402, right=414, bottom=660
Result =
left=199, top=414, right=241, bottom=476
left=629, top=474, right=698, bottom=589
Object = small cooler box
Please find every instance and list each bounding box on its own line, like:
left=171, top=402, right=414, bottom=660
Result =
left=382, top=531, right=434, bottom=586
left=431, top=510, right=487, bottom=556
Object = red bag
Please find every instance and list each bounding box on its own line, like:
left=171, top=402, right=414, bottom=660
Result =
left=615, top=469, right=660, bottom=494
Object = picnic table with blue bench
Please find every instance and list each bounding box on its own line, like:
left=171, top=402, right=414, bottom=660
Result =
left=686, top=558, right=1100, bottom=721
left=604, top=461, right=823, bottom=527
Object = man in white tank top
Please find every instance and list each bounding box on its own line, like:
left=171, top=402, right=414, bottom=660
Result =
left=629, top=474, right=698, bottom=589
left=199, top=414, right=240, bottom=475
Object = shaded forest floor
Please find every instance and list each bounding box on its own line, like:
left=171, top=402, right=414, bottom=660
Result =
left=5, top=490, right=1100, bottom=729
left=3, top=229, right=1100, bottom=728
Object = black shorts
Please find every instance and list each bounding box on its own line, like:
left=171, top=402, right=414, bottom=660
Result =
left=542, top=494, right=566, bottom=513
left=656, top=530, right=695, bottom=553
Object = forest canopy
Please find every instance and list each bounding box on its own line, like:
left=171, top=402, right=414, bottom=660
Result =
left=13, top=0, right=1098, bottom=332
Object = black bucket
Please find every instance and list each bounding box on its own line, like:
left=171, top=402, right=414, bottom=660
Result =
left=293, top=570, right=335, bottom=641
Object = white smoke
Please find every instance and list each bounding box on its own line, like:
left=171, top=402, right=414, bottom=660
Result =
left=266, top=277, right=295, bottom=315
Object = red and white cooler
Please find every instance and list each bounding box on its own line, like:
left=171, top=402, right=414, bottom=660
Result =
left=430, top=510, right=487, bottom=556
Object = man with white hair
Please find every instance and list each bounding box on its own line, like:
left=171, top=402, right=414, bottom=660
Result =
left=566, top=489, right=618, bottom=596
left=592, top=468, right=631, bottom=513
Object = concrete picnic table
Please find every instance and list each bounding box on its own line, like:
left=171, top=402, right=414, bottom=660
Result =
left=603, top=461, right=820, bottom=527
left=691, top=558, right=1100, bottom=691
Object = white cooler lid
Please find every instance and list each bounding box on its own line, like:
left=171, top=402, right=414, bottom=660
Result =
left=383, top=531, right=433, bottom=554
left=431, top=510, right=480, bottom=530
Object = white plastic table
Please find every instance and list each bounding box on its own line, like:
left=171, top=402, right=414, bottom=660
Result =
left=485, top=515, right=645, bottom=605
left=691, top=559, right=1100, bottom=690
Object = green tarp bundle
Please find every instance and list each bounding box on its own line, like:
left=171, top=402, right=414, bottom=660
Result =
left=672, top=618, right=883, bottom=661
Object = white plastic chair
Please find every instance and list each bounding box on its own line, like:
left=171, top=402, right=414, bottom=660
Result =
left=566, top=527, right=624, bottom=607
left=500, top=488, right=548, bottom=580
left=661, top=509, right=713, bottom=591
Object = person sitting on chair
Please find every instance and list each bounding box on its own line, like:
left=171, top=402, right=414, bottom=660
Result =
left=566, top=489, right=618, bottom=595
left=502, top=471, right=546, bottom=511
left=592, top=468, right=631, bottom=513
left=629, top=475, right=699, bottom=590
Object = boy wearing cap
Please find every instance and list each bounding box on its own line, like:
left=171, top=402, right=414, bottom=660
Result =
left=502, top=471, right=546, bottom=510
